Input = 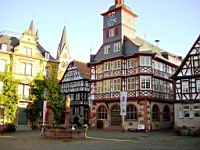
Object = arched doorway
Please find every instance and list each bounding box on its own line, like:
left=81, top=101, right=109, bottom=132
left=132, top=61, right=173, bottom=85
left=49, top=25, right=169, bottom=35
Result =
left=111, top=105, right=121, bottom=125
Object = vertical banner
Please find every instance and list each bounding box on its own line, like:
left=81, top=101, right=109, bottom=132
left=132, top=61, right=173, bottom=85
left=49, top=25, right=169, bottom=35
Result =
left=43, top=101, right=49, bottom=124
left=120, top=91, right=127, bottom=116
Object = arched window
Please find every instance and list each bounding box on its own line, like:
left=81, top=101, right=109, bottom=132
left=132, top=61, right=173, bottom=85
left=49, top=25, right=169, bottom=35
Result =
left=163, top=105, right=170, bottom=121
left=126, top=105, right=137, bottom=120
left=97, top=105, right=107, bottom=119
left=152, top=105, right=160, bottom=121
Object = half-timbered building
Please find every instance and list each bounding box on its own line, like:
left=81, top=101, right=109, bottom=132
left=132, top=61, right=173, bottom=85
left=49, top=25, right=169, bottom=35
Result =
left=172, top=35, right=200, bottom=128
left=60, top=60, right=90, bottom=124
left=88, top=0, right=182, bottom=131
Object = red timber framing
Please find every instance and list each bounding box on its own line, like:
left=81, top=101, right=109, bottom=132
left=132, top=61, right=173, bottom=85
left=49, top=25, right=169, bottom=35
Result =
left=88, top=53, right=177, bottom=104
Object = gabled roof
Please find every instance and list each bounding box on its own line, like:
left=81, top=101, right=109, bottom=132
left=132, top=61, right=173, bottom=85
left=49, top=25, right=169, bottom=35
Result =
left=36, top=42, right=56, bottom=60
left=172, top=34, right=200, bottom=78
left=74, top=60, right=90, bottom=79
left=60, top=60, right=90, bottom=83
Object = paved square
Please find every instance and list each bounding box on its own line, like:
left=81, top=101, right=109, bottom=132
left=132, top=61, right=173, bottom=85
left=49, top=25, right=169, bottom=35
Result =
left=0, top=129, right=199, bottom=150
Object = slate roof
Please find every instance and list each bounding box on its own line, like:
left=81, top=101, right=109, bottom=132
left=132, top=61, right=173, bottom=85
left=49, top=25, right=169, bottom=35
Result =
left=0, top=35, right=19, bottom=51
left=0, top=34, right=56, bottom=60
left=90, top=35, right=181, bottom=64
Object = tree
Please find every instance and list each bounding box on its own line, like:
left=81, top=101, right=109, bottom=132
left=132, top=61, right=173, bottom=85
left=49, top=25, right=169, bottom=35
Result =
left=27, top=65, right=64, bottom=125
left=0, top=65, right=19, bottom=123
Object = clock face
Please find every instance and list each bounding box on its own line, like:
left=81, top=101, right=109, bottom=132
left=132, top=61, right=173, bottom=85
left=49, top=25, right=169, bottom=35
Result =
left=107, top=13, right=117, bottom=27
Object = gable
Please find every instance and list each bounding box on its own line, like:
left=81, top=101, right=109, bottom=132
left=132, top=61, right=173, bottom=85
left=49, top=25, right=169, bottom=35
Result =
left=174, top=34, right=200, bottom=78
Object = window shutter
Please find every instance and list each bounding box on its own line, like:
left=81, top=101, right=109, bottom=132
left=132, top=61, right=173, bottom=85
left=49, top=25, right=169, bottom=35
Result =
left=189, top=105, right=194, bottom=118
left=178, top=106, right=183, bottom=119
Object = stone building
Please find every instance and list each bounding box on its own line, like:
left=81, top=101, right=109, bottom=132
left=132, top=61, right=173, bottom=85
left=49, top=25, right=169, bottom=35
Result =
left=0, top=20, right=70, bottom=128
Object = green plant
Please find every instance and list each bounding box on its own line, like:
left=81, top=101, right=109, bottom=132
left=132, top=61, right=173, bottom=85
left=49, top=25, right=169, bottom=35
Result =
left=27, top=66, right=64, bottom=125
left=0, top=64, right=19, bottom=123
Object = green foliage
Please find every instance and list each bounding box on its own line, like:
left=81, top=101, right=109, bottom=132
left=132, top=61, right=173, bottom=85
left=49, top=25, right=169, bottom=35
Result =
left=27, top=65, right=64, bottom=125
left=0, top=64, right=19, bottom=123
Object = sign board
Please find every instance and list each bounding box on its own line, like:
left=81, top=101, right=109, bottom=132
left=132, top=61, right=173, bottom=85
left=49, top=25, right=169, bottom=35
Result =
left=138, top=124, right=145, bottom=130
left=42, top=101, right=49, bottom=123
left=120, top=91, right=127, bottom=116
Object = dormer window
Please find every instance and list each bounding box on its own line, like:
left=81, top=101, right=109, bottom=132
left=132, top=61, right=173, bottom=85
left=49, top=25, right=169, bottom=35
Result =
left=0, top=43, right=7, bottom=51
left=104, top=44, right=111, bottom=54
left=45, top=52, right=49, bottom=60
left=113, top=41, right=121, bottom=52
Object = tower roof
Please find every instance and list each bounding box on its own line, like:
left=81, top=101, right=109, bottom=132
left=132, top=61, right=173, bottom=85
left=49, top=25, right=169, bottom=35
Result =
left=57, top=25, right=70, bottom=59
left=28, top=19, right=35, bottom=35
left=115, top=0, right=124, bottom=5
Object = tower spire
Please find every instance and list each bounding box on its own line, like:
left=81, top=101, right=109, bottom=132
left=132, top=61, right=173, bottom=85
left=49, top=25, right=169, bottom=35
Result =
left=28, top=19, right=35, bottom=35
left=115, top=0, right=124, bottom=5
left=56, top=25, right=70, bottom=59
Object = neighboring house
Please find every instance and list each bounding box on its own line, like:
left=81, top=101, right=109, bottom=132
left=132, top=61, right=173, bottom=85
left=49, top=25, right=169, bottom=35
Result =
left=60, top=60, right=90, bottom=124
left=88, top=0, right=182, bottom=131
left=172, top=34, right=200, bottom=128
left=0, top=20, right=68, bottom=128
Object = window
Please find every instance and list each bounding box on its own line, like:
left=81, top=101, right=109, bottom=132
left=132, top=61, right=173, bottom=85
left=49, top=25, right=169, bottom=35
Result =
left=103, top=80, right=110, bottom=92
left=197, top=80, right=200, bottom=92
left=24, top=47, right=32, bottom=56
left=183, top=106, right=189, bottom=118
left=20, top=62, right=32, bottom=75
left=194, top=106, right=200, bottom=117
left=97, top=106, right=107, bottom=119
left=0, top=59, right=6, bottom=72
left=45, top=66, right=50, bottom=78
left=140, top=76, right=151, bottom=90
left=108, top=28, right=115, bottom=37
left=126, top=105, right=137, bottom=120
left=0, top=81, right=3, bottom=93
left=127, top=77, right=135, bottom=90
left=18, top=84, right=30, bottom=98
left=104, top=44, right=111, bottom=54
left=127, top=58, right=135, bottom=68
left=104, top=62, right=111, bottom=71
left=45, top=52, right=49, bottom=60
left=152, top=105, right=160, bottom=121
left=163, top=105, right=170, bottom=121
left=97, top=65, right=103, bottom=74
left=113, top=78, right=120, bottom=91
left=140, top=56, right=151, bottom=66
left=96, top=82, right=103, bottom=93
left=113, top=42, right=121, bottom=52
left=182, top=81, right=189, bottom=93
left=113, top=60, right=121, bottom=70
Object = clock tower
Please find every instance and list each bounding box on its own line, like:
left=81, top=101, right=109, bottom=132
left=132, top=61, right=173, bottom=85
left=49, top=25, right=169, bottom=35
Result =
left=101, top=0, right=137, bottom=46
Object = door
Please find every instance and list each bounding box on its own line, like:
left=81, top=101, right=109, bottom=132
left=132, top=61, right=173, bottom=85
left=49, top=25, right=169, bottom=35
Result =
left=18, top=108, right=28, bottom=125
left=111, top=105, right=121, bottom=125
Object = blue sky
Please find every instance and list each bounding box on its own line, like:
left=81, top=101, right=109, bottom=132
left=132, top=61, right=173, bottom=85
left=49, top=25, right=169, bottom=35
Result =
left=1, top=0, right=199, bottom=61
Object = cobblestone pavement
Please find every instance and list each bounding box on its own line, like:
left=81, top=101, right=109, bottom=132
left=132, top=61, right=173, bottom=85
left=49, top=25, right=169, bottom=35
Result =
left=0, top=129, right=200, bottom=150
